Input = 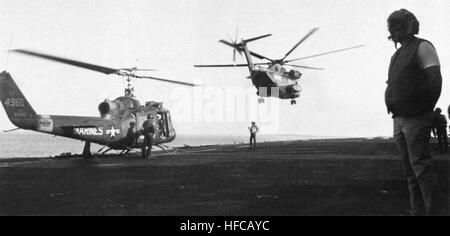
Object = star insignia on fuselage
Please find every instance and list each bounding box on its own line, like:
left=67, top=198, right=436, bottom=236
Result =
left=105, top=126, right=120, bottom=139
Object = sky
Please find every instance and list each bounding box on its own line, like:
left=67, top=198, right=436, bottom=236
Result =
left=0, top=0, right=449, bottom=138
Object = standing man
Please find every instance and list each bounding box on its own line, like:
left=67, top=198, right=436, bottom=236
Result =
left=157, top=114, right=166, bottom=139
left=432, top=108, right=448, bottom=153
left=126, top=121, right=136, bottom=147
left=141, top=114, right=155, bottom=159
left=385, top=9, right=443, bottom=216
left=248, top=121, right=259, bottom=149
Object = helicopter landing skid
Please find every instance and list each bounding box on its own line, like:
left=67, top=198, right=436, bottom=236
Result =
left=119, top=149, right=131, bottom=155
left=98, top=147, right=113, bottom=157
left=156, top=144, right=169, bottom=151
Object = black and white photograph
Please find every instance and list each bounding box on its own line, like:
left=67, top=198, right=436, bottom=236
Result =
left=0, top=0, right=448, bottom=221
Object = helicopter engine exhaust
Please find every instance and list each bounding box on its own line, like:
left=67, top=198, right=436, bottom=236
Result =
left=98, top=100, right=119, bottom=118
left=98, top=97, right=140, bottom=119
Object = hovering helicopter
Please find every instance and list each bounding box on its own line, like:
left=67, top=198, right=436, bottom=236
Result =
left=0, top=49, right=196, bottom=158
left=195, top=28, right=364, bottom=105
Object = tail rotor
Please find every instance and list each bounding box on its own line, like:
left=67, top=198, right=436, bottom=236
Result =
left=223, top=29, right=242, bottom=64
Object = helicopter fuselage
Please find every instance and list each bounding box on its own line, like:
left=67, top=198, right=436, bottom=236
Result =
left=240, top=38, right=303, bottom=101
left=35, top=98, right=176, bottom=150
left=250, top=65, right=302, bottom=99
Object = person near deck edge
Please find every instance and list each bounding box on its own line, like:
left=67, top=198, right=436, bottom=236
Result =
left=385, top=9, right=443, bottom=216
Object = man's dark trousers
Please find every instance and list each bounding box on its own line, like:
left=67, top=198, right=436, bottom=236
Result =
left=394, top=113, right=442, bottom=215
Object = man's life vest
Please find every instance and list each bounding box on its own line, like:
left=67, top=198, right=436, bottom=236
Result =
left=385, top=37, right=435, bottom=117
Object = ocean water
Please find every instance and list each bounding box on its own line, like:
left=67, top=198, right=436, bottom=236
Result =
left=0, top=132, right=326, bottom=158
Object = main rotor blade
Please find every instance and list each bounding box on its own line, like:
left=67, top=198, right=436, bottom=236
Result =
left=194, top=64, right=249, bottom=67
left=253, top=62, right=271, bottom=66
left=221, top=43, right=272, bottom=62
left=285, top=44, right=365, bottom=63
left=284, top=64, right=324, bottom=70
left=219, top=39, right=236, bottom=48
left=248, top=50, right=273, bottom=62
left=134, top=75, right=197, bottom=87
left=119, top=67, right=157, bottom=72
left=220, top=34, right=271, bottom=48
left=281, top=28, right=319, bottom=62
left=220, top=37, right=273, bottom=62
left=11, top=49, right=119, bottom=74
left=243, top=34, right=272, bottom=43
left=135, top=69, right=158, bottom=71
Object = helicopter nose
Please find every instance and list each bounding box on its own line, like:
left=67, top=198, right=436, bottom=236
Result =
left=292, top=84, right=302, bottom=92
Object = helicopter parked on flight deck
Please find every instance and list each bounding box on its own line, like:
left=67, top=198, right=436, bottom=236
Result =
left=0, top=49, right=196, bottom=158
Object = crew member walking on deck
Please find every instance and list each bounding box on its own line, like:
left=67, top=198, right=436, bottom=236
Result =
left=248, top=121, right=259, bottom=149
left=141, top=115, right=155, bottom=159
